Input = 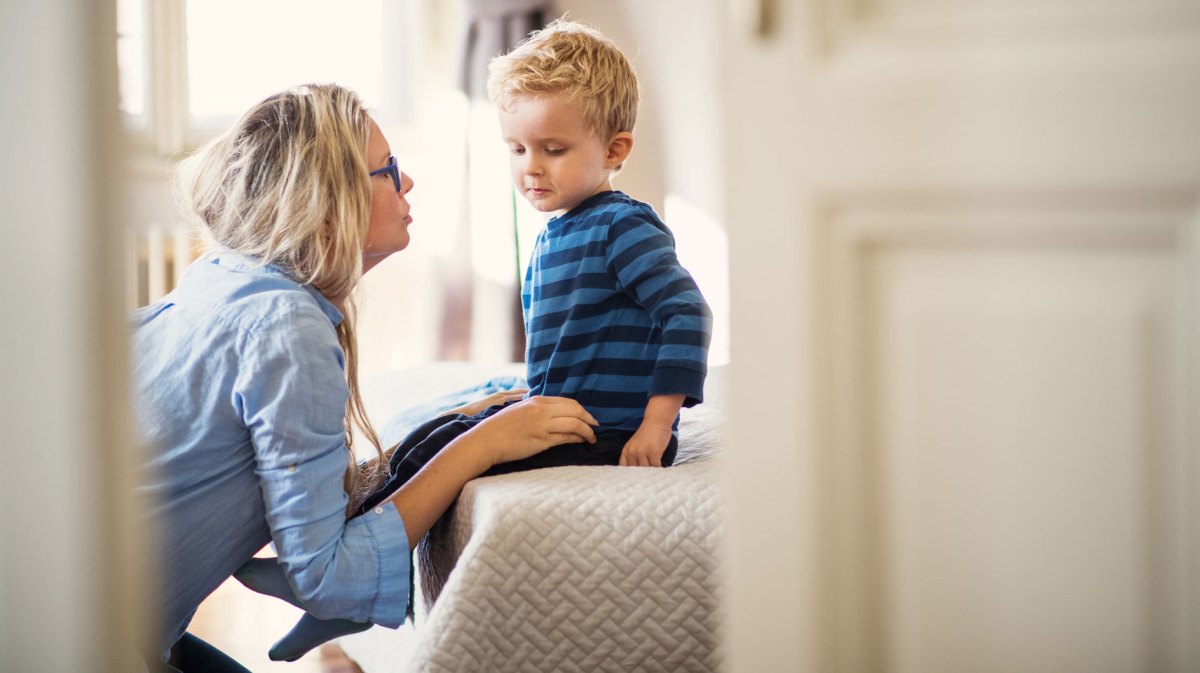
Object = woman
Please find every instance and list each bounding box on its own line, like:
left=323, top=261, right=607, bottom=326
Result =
left=131, top=83, right=597, bottom=673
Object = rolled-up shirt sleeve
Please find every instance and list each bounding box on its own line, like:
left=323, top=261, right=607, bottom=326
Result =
left=234, top=307, right=410, bottom=627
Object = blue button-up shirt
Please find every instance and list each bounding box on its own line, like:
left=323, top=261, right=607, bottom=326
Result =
left=130, top=252, right=410, bottom=660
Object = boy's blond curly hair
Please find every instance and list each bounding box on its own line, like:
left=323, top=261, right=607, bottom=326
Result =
left=486, top=18, right=639, bottom=141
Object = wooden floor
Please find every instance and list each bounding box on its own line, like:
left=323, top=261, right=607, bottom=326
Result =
left=188, top=574, right=363, bottom=673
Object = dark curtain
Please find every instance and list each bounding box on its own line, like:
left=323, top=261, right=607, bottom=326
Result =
left=456, top=0, right=550, bottom=99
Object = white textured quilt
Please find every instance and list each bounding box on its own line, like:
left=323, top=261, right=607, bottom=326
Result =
left=340, top=365, right=725, bottom=673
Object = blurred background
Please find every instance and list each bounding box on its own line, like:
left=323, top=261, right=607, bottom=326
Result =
left=115, top=0, right=730, bottom=378
left=2, top=0, right=1198, bottom=672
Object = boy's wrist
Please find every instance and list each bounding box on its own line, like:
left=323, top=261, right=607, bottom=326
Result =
left=642, top=394, right=685, bottom=427
left=638, top=416, right=674, bottom=433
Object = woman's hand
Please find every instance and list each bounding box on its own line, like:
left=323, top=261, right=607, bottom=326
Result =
left=384, top=395, right=598, bottom=547
left=464, top=395, right=599, bottom=467
left=440, top=388, right=529, bottom=418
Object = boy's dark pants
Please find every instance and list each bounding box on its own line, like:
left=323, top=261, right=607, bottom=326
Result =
left=356, top=402, right=678, bottom=517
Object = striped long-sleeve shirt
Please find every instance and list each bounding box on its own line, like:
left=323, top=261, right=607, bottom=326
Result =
left=522, top=191, right=713, bottom=432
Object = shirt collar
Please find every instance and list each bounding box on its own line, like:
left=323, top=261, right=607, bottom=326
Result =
left=303, top=285, right=345, bottom=327
left=550, top=190, right=623, bottom=226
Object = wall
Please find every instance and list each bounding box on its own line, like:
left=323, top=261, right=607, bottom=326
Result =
left=0, top=1, right=145, bottom=671
left=555, top=0, right=724, bottom=222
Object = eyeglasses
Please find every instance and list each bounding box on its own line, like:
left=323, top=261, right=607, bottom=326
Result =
left=369, top=154, right=401, bottom=192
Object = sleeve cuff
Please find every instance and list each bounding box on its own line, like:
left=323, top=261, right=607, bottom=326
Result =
left=650, top=365, right=707, bottom=408
left=356, top=503, right=412, bottom=628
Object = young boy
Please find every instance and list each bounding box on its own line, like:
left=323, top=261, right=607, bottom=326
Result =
left=236, top=19, right=712, bottom=661
left=491, top=18, right=712, bottom=468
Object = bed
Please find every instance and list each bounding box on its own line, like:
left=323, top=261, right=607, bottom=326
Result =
left=338, top=362, right=726, bottom=673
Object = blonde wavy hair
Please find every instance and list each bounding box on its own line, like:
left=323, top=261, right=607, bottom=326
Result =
left=176, top=83, right=386, bottom=510
left=486, top=18, right=639, bottom=142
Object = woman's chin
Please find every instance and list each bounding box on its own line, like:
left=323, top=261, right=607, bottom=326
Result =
left=362, top=243, right=406, bottom=273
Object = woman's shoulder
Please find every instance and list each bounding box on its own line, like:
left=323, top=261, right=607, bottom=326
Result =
left=174, top=255, right=341, bottom=337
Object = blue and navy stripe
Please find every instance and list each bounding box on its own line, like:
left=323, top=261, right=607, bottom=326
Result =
left=522, top=191, right=712, bottom=432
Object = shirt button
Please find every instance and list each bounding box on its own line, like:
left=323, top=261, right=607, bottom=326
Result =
left=374, top=507, right=384, bottom=515
left=287, top=464, right=297, bottom=473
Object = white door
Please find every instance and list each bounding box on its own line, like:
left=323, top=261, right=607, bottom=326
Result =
left=720, top=2, right=1200, bottom=672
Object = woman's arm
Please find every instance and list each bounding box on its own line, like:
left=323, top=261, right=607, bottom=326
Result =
left=384, top=395, right=597, bottom=547
left=244, top=312, right=595, bottom=620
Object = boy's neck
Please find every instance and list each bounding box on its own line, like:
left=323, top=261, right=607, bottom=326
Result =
left=555, top=184, right=617, bottom=217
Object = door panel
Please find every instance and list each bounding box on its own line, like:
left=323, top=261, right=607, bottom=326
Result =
left=818, top=199, right=1193, bottom=672
left=873, top=248, right=1164, bottom=673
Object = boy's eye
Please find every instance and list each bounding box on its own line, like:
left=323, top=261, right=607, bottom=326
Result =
left=545, top=147, right=566, bottom=156
left=509, top=147, right=525, bottom=155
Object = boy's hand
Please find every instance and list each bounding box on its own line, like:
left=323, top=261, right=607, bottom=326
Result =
left=619, top=421, right=673, bottom=467
left=620, top=394, right=685, bottom=467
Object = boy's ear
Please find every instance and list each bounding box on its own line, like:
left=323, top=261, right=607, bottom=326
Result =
left=605, top=132, right=634, bottom=169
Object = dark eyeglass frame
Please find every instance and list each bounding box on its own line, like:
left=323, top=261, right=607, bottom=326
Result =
left=369, top=155, right=401, bottom=192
